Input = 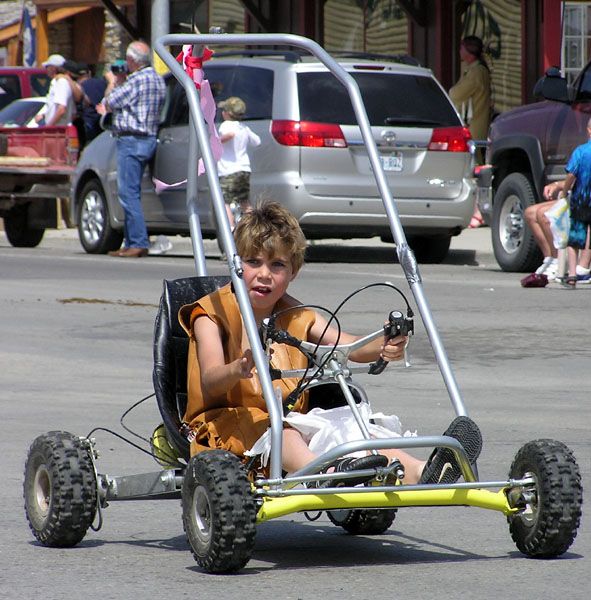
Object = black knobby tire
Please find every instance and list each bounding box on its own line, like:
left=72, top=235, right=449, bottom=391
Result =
left=77, top=179, right=123, bottom=254
left=327, top=508, right=397, bottom=535
left=408, top=235, right=451, bottom=264
left=508, top=439, right=582, bottom=558
left=23, top=431, right=98, bottom=547
left=492, top=172, right=541, bottom=272
left=182, top=450, right=257, bottom=573
left=3, top=204, right=45, bottom=247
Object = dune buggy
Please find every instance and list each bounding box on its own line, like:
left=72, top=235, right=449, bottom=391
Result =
left=23, top=33, right=582, bottom=573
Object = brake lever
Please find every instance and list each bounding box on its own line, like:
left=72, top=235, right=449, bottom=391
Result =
left=368, top=310, right=414, bottom=375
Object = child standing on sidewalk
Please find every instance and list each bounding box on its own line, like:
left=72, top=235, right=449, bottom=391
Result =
left=217, top=96, right=261, bottom=228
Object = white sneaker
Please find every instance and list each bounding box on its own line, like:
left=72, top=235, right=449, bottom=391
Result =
left=149, top=235, right=173, bottom=256
left=544, top=258, right=559, bottom=281
left=575, top=265, right=590, bottom=276
left=535, top=256, right=554, bottom=275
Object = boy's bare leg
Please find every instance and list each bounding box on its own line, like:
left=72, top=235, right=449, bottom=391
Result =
left=567, top=245, right=578, bottom=277
left=282, top=428, right=318, bottom=473
left=381, top=449, right=425, bottom=484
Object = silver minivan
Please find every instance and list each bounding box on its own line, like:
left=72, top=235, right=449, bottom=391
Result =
left=71, top=53, right=475, bottom=262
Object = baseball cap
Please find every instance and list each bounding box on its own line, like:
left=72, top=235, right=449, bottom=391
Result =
left=63, top=59, right=79, bottom=74
left=42, top=54, right=66, bottom=68
left=218, top=96, right=246, bottom=118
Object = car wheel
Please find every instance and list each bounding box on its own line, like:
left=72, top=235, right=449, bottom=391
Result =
left=3, top=204, right=45, bottom=247
left=491, top=172, right=541, bottom=272
left=77, top=180, right=123, bottom=254
left=408, top=235, right=451, bottom=263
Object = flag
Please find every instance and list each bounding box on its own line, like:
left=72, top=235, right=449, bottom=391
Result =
left=22, top=8, right=36, bottom=67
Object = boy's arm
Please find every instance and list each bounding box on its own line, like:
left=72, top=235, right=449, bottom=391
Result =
left=308, top=312, right=406, bottom=363
left=562, top=173, right=576, bottom=196
left=194, top=315, right=254, bottom=399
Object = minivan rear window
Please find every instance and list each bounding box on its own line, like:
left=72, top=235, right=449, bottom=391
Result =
left=297, top=72, right=460, bottom=128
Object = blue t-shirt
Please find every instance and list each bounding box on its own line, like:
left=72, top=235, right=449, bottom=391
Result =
left=566, top=139, right=591, bottom=212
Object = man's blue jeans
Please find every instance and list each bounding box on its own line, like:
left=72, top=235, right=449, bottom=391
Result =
left=116, top=135, right=157, bottom=249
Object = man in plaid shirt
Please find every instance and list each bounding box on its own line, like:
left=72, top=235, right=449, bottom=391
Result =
left=97, top=41, right=166, bottom=257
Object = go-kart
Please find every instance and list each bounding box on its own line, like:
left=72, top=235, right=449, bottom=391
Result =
left=23, top=33, right=582, bottom=574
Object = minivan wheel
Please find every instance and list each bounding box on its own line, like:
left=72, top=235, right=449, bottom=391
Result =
left=408, top=235, right=451, bottom=263
left=492, top=173, right=541, bottom=272
left=77, top=180, right=123, bottom=254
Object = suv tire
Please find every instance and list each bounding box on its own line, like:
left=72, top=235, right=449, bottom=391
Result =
left=77, top=180, right=123, bottom=254
left=492, top=173, right=541, bottom=272
left=4, top=203, right=45, bottom=247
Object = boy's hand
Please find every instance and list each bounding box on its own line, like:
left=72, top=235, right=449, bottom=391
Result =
left=380, top=335, right=407, bottom=362
left=236, top=349, right=255, bottom=378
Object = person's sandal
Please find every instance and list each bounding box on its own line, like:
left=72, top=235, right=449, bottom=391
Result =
left=419, top=416, right=482, bottom=485
left=561, top=276, right=577, bottom=289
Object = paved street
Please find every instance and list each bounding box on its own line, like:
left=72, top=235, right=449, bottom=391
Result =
left=1, top=227, right=589, bottom=600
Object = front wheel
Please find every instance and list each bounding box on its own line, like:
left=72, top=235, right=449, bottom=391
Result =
left=327, top=508, right=396, bottom=535
left=492, top=172, right=541, bottom=272
left=77, top=180, right=123, bottom=254
left=507, top=439, right=582, bottom=558
left=3, top=204, right=45, bottom=247
left=182, top=450, right=257, bottom=573
left=23, top=431, right=98, bottom=547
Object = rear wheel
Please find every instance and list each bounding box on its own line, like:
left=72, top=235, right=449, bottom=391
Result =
left=23, top=431, right=97, bottom=547
left=182, top=450, right=257, bottom=573
left=3, top=204, right=45, bottom=247
left=507, top=439, right=582, bottom=558
left=492, top=172, right=541, bottom=272
left=77, top=180, right=123, bottom=254
left=327, top=508, right=396, bottom=535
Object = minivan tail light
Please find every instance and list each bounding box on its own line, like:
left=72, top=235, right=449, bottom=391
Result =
left=428, top=126, right=471, bottom=152
left=271, top=120, right=347, bottom=148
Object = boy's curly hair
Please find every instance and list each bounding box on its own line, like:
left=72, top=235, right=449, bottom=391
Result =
left=234, top=201, right=307, bottom=273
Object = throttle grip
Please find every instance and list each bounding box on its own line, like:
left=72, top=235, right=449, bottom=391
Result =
left=368, top=310, right=413, bottom=375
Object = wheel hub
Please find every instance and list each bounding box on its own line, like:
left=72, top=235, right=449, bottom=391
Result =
left=499, top=194, right=524, bottom=253
left=81, top=192, right=105, bottom=244
left=191, top=485, right=212, bottom=544
left=33, top=465, right=51, bottom=518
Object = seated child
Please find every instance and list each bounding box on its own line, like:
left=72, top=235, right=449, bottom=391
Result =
left=179, top=201, right=481, bottom=484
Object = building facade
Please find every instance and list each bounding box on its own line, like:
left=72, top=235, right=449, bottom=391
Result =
left=0, top=1, right=589, bottom=115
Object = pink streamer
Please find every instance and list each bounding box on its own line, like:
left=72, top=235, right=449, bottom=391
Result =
left=153, top=45, right=221, bottom=193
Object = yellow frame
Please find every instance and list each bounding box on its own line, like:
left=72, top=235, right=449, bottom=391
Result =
left=256, top=487, right=518, bottom=523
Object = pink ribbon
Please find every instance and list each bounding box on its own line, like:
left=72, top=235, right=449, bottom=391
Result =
left=153, top=45, right=222, bottom=192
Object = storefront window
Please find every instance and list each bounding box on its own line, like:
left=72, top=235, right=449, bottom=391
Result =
left=324, top=0, right=408, bottom=57
left=563, top=2, right=591, bottom=86
left=461, top=0, right=521, bottom=113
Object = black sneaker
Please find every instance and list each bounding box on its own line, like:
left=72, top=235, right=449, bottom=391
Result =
left=321, top=454, right=388, bottom=488
left=419, top=416, right=482, bottom=485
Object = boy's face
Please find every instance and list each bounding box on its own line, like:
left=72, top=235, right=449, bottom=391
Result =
left=241, top=250, right=296, bottom=316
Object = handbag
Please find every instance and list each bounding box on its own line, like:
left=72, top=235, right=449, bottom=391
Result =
left=520, top=272, right=548, bottom=288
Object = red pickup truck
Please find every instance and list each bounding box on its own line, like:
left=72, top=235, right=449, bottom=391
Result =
left=0, top=125, right=79, bottom=246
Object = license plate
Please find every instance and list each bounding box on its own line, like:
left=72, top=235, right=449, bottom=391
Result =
left=380, top=153, right=403, bottom=172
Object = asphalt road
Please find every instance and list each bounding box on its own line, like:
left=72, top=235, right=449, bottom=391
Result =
left=1, top=228, right=589, bottom=600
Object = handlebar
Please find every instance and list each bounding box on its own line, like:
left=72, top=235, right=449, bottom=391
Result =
left=261, top=309, right=413, bottom=381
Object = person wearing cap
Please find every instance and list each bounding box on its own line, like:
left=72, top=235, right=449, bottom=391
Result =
left=76, top=63, right=107, bottom=144
left=217, top=96, right=261, bottom=228
left=96, top=41, right=166, bottom=258
left=36, top=54, right=76, bottom=127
